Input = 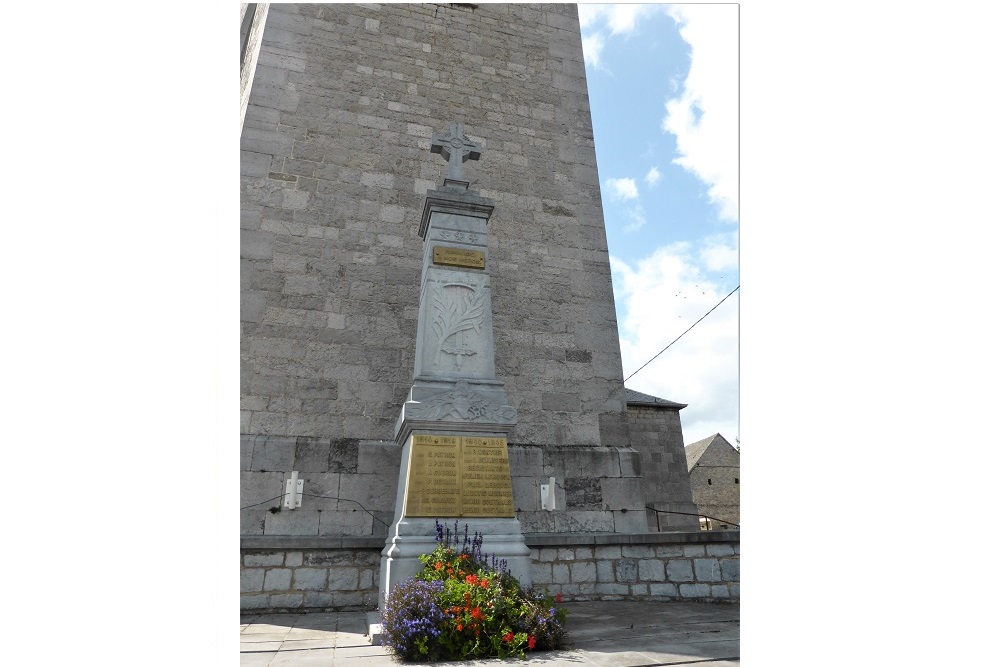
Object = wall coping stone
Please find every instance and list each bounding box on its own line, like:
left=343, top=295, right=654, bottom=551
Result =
left=241, top=536, right=385, bottom=550
left=524, top=531, right=739, bottom=547
left=241, top=531, right=739, bottom=551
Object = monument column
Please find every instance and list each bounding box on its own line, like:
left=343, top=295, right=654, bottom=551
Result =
left=378, top=120, right=531, bottom=606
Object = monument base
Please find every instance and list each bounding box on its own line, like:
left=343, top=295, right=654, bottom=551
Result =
left=378, top=516, right=532, bottom=612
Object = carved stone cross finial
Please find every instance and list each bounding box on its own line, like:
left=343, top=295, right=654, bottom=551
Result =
left=431, top=118, right=482, bottom=182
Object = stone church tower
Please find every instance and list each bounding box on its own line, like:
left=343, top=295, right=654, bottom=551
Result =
left=240, top=3, right=707, bottom=612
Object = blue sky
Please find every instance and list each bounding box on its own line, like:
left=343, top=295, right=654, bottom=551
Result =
left=579, top=4, right=739, bottom=447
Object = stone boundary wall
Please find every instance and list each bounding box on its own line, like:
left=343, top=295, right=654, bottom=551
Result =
left=240, top=532, right=739, bottom=613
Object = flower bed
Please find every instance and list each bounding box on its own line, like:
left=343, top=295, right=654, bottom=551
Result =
left=381, top=521, right=568, bottom=662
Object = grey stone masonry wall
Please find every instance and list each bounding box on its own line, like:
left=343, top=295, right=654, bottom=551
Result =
left=528, top=532, right=739, bottom=603
left=627, top=405, right=700, bottom=531
left=241, top=3, right=627, bottom=449
left=689, top=441, right=740, bottom=527
left=241, top=532, right=739, bottom=613
left=241, top=435, right=399, bottom=537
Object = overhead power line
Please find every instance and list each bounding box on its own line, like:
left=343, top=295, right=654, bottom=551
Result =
left=624, top=285, right=739, bottom=383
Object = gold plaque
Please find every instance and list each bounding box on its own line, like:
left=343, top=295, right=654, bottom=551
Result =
left=403, top=435, right=514, bottom=518
left=432, top=246, right=485, bottom=269
left=403, top=436, right=462, bottom=517
left=460, top=437, right=515, bottom=518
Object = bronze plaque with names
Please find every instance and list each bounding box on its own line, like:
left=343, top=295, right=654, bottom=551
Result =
left=432, top=246, right=485, bottom=270
left=403, top=435, right=514, bottom=518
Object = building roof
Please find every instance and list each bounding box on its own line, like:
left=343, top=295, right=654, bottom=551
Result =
left=684, top=433, right=736, bottom=470
left=622, top=387, right=687, bottom=409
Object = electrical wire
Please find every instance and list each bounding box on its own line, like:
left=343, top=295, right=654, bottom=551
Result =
left=241, top=495, right=284, bottom=510
left=624, top=285, right=739, bottom=383
left=240, top=493, right=389, bottom=529
left=301, top=493, right=390, bottom=527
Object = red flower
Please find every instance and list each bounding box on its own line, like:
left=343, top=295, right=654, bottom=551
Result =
left=528, top=636, right=537, bottom=650
left=434, top=562, right=444, bottom=570
left=503, top=631, right=514, bottom=643
left=465, top=574, right=479, bottom=585
left=457, top=623, right=463, bottom=632
left=480, top=578, right=490, bottom=589
left=555, top=593, right=562, bottom=602
left=471, top=606, right=484, bottom=620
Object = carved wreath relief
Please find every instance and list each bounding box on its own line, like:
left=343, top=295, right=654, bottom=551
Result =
left=431, top=282, right=488, bottom=371
left=408, top=381, right=517, bottom=422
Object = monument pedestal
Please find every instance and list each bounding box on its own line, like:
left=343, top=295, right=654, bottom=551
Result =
left=377, top=431, right=532, bottom=608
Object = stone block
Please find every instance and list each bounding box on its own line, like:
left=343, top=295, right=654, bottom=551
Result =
left=596, top=582, right=629, bottom=596
left=537, top=548, right=558, bottom=563
left=244, top=552, right=284, bottom=567
left=707, top=544, right=736, bottom=557
left=682, top=544, right=706, bottom=557
left=318, top=509, right=372, bottom=536
left=242, top=229, right=276, bottom=260
left=564, top=477, right=601, bottom=509
left=630, top=583, right=649, bottom=596
left=286, top=552, right=303, bottom=567
left=251, top=437, right=296, bottom=471
left=694, top=559, right=722, bottom=582
left=678, top=584, right=711, bottom=599
left=594, top=545, right=621, bottom=560
left=240, top=594, right=269, bottom=610
left=264, top=568, right=292, bottom=591
left=601, top=477, right=645, bottom=508
left=304, top=591, right=335, bottom=608
left=612, top=510, right=647, bottom=533
left=358, top=441, right=401, bottom=474
left=329, top=568, right=360, bottom=591
left=638, top=559, right=665, bottom=582
left=622, top=545, right=655, bottom=559
left=655, top=545, right=684, bottom=558
left=508, top=446, right=543, bottom=474
left=329, top=439, right=360, bottom=473
left=293, top=568, right=328, bottom=590
left=511, top=476, right=538, bottom=511
left=570, top=561, right=596, bottom=583
left=241, top=568, right=265, bottom=593
left=649, top=583, right=678, bottom=597
left=269, top=593, right=304, bottom=608
left=552, top=563, right=569, bottom=584
left=264, top=509, right=320, bottom=535
left=241, top=510, right=265, bottom=534
left=596, top=560, right=614, bottom=583
left=710, top=585, right=730, bottom=598
left=241, top=438, right=255, bottom=470
left=666, top=560, right=694, bottom=582
left=614, top=560, right=638, bottom=583
left=531, top=562, right=552, bottom=584
left=720, top=559, right=740, bottom=582
left=294, top=438, right=332, bottom=472
left=546, top=448, right=621, bottom=479
left=556, top=548, right=575, bottom=561
left=338, top=473, right=395, bottom=510
left=554, top=510, right=613, bottom=533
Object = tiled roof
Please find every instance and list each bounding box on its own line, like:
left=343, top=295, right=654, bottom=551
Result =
left=622, top=387, right=687, bottom=408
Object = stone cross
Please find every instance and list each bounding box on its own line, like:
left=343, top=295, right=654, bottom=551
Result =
left=431, top=119, right=482, bottom=181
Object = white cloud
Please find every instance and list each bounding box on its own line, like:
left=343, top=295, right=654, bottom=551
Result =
left=610, top=243, right=739, bottom=445
left=578, top=3, right=665, bottom=36
left=606, top=176, right=639, bottom=200
left=623, top=204, right=647, bottom=232
left=662, top=4, right=739, bottom=223
left=581, top=32, right=606, bottom=68
left=698, top=230, right=739, bottom=271
left=579, top=4, right=668, bottom=69
left=645, top=165, right=661, bottom=187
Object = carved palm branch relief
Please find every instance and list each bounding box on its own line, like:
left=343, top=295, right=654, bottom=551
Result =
left=430, top=282, right=488, bottom=368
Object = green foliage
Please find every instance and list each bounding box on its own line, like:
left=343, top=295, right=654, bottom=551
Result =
left=381, top=521, right=568, bottom=662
